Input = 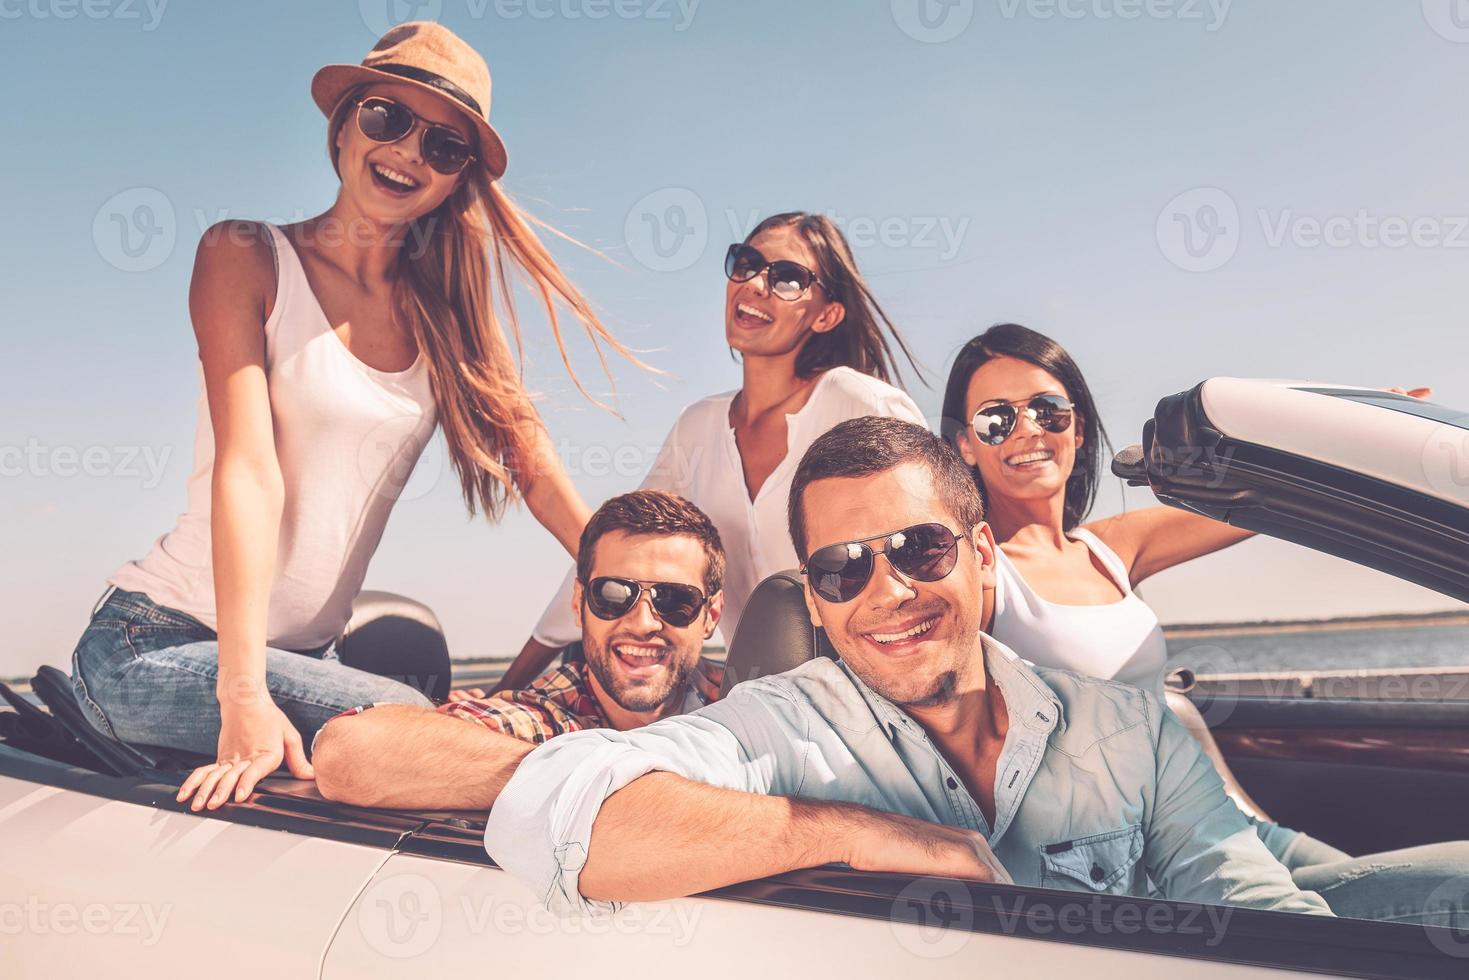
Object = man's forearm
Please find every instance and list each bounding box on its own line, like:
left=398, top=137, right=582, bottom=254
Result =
left=580, top=772, right=854, bottom=902
left=313, top=705, right=532, bottom=810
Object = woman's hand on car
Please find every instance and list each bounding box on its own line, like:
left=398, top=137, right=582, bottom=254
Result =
left=1389, top=387, right=1433, bottom=399
left=175, top=698, right=314, bottom=811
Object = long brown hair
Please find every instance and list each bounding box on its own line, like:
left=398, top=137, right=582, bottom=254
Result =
left=745, top=211, right=924, bottom=387
left=330, top=91, right=636, bottom=520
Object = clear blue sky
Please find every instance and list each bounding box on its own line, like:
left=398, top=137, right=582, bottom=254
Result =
left=5, top=1, right=1468, bottom=676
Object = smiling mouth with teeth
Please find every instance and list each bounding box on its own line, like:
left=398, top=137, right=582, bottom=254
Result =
left=371, top=162, right=421, bottom=194
left=1004, top=449, right=1055, bottom=467
left=612, top=643, right=670, bottom=668
left=866, top=617, right=939, bottom=646
left=734, top=302, right=774, bottom=325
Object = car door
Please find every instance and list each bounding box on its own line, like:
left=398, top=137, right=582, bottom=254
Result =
left=324, top=819, right=1369, bottom=979
left=0, top=745, right=418, bottom=978
left=1115, top=379, right=1469, bottom=854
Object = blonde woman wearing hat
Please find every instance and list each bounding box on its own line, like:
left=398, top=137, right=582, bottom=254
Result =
left=68, top=23, right=634, bottom=811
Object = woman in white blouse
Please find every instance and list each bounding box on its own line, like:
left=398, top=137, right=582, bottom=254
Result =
left=481, top=212, right=925, bottom=694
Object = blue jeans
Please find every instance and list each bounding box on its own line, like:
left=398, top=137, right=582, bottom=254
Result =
left=70, top=588, right=432, bottom=758
left=1274, top=832, right=1469, bottom=927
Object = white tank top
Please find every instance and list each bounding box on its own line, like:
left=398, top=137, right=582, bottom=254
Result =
left=109, top=223, right=438, bottom=650
left=989, top=527, right=1170, bottom=698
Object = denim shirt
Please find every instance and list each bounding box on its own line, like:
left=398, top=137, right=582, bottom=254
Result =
left=483, top=638, right=1331, bottom=919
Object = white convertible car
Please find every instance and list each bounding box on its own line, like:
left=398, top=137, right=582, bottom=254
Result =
left=1, top=379, right=1466, bottom=978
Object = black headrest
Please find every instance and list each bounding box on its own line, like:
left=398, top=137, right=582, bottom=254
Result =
left=338, top=591, right=452, bottom=702
left=720, top=571, right=836, bottom=698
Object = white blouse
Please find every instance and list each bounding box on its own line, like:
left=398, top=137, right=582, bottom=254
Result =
left=531, top=367, right=926, bottom=647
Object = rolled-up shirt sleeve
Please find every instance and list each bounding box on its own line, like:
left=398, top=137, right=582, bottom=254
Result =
left=1145, top=704, right=1332, bottom=915
left=483, top=683, right=806, bottom=916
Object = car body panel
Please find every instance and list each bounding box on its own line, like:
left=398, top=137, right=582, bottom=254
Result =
left=0, top=771, right=389, bottom=977
left=322, top=852, right=1320, bottom=979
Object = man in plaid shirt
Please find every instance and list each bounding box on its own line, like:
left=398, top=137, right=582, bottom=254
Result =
left=312, top=490, right=726, bottom=809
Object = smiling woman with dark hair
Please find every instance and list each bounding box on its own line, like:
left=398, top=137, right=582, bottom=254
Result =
left=943, top=322, right=1252, bottom=695
left=485, top=212, right=928, bottom=694
left=943, top=321, right=1466, bottom=924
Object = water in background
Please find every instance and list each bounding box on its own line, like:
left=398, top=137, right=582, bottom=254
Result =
left=1166, top=622, right=1469, bottom=675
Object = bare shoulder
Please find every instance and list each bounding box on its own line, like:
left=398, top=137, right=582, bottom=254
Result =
left=190, top=220, right=277, bottom=327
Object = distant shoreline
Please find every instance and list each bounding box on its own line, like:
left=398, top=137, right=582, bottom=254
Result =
left=1164, top=609, right=1469, bottom=638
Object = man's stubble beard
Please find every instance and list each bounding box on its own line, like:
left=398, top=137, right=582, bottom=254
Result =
left=583, top=632, right=698, bottom=713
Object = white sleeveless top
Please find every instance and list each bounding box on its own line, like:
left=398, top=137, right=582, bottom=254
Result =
left=989, top=527, right=1170, bottom=698
left=109, top=223, right=438, bottom=650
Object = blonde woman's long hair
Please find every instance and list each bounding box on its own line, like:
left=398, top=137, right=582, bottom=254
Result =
left=330, top=91, right=635, bottom=520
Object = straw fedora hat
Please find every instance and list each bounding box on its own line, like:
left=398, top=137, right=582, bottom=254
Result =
left=311, top=21, right=508, bottom=179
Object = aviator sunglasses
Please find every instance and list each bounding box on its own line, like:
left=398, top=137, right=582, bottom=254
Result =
left=971, top=394, right=1074, bottom=447
left=354, top=96, right=475, bottom=175
left=581, top=577, right=711, bottom=629
left=725, top=244, right=825, bottom=301
left=802, top=522, right=969, bottom=604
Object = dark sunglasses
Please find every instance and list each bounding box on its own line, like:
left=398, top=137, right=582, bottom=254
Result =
left=724, top=243, right=824, bottom=301
left=581, top=577, right=711, bottom=628
left=802, top=522, right=968, bottom=604
left=971, top=394, right=1074, bottom=447
left=355, top=96, right=475, bottom=175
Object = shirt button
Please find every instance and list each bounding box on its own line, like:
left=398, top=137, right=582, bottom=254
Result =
left=946, top=776, right=959, bottom=790
left=1090, top=864, right=1105, bottom=883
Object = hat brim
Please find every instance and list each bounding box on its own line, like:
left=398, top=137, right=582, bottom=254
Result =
left=311, top=64, right=508, bottom=179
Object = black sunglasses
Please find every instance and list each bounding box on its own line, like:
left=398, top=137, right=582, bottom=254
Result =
left=724, top=243, right=824, bottom=301
left=355, top=96, right=475, bottom=175
left=971, top=394, right=1074, bottom=447
left=802, top=522, right=968, bottom=604
left=581, top=577, right=711, bottom=628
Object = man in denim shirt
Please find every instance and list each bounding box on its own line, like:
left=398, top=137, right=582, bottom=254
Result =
left=484, top=417, right=1331, bottom=918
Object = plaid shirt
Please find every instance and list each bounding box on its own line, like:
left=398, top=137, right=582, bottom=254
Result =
left=437, top=659, right=724, bottom=744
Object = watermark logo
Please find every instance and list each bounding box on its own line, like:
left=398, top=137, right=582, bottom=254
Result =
left=0, top=899, right=172, bottom=946
left=1422, top=420, right=1469, bottom=503
left=625, top=187, right=708, bottom=272
left=890, top=876, right=975, bottom=958
left=891, top=0, right=975, bottom=43
left=995, top=0, right=1232, bottom=31
left=1422, top=874, right=1469, bottom=957
left=1422, top=0, right=1469, bottom=43
left=93, top=187, right=176, bottom=273
left=1169, top=643, right=1241, bottom=725
left=1156, top=187, right=1240, bottom=272
left=481, top=0, right=701, bottom=30
left=359, top=0, right=443, bottom=37
left=993, top=893, right=1233, bottom=945
left=357, top=416, right=443, bottom=503
left=1158, top=187, right=1469, bottom=271
left=357, top=873, right=443, bottom=959
left=0, top=0, right=169, bottom=30
left=0, top=439, right=172, bottom=489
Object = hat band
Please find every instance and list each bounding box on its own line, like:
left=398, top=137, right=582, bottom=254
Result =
left=371, top=63, right=484, bottom=119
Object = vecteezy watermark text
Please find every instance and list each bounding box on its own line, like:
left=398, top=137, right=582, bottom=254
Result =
left=0, top=440, right=172, bottom=489
left=1157, top=187, right=1469, bottom=272
left=0, top=898, right=172, bottom=946
left=356, top=873, right=702, bottom=959
left=624, top=189, right=972, bottom=273
left=358, top=0, right=698, bottom=37
left=0, top=0, right=167, bottom=30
